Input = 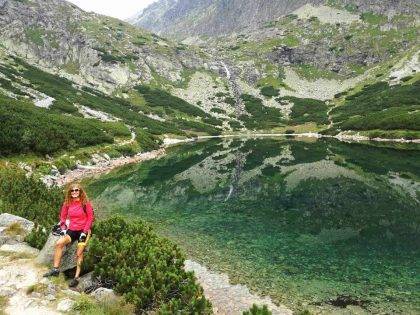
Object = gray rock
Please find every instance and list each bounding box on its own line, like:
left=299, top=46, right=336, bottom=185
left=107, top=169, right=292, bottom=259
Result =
left=36, top=234, right=78, bottom=272
left=57, top=298, right=75, bottom=312
left=51, top=168, right=60, bottom=176
left=0, top=287, right=14, bottom=297
left=91, top=287, right=116, bottom=302
left=0, top=235, right=22, bottom=246
left=77, top=271, right=95, bottom=292
left=0, top=243, right=39, bottom=256
left=62, top=289, right=81, bottom=298
left=0, top=213, right=35, bottom=235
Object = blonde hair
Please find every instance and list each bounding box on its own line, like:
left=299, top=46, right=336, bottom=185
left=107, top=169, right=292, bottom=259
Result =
left=64, top=182, right=89, bottom=206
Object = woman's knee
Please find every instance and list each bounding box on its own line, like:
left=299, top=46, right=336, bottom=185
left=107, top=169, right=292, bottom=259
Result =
left=76, top=249, right=84, bottom=258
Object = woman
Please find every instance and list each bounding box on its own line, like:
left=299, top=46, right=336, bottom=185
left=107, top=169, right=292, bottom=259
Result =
left=43, top=183, right=94, bottom=288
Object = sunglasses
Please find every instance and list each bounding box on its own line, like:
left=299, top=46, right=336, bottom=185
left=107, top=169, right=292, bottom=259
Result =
left=71, top=188, right=80, bottom=192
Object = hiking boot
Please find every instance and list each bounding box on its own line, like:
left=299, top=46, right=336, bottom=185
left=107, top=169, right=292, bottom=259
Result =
left=69, top=278, right=79, bottom=288
left=43, top=268, right=59, bottom=277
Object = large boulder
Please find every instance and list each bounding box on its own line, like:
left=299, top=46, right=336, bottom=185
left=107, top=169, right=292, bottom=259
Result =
left=36, top=234, right=78, bottom=272
left=0, top=213, right=35, bottom=234
left=0, top=213, right=35, bottom=245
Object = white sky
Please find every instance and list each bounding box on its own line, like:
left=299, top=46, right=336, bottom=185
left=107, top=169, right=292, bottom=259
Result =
left=67, top=0, right=157, bottom=20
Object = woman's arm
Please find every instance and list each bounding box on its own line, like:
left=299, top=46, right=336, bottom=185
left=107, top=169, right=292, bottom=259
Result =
left=83, top=202, right=94, bottom=233
left=59, top=203, right=68, bottom=229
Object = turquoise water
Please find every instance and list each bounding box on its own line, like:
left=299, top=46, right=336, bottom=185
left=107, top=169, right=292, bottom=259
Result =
left=85, top=137, right=420, bottom=313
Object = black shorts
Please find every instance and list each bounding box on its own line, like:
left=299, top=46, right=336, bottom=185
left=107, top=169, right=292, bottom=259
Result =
left=67, top=230, right=83, bottom=243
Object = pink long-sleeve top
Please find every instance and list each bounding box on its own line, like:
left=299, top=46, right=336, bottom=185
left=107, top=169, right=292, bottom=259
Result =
left=59, top=200, right=94, bottom=233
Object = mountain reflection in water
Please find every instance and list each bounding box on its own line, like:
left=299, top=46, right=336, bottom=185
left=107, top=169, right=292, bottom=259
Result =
left=86, top=137, right=420, bottom=314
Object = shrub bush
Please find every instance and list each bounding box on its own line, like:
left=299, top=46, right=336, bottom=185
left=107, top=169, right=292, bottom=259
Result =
left=243, top=304, right=272, bottom=315
left=135, top=128, right=160, bottom=152
left=330, top=80, right=420, bottom=133
left=0, top=167, right=62, bottom=248
left=239, top=94, right=284, bottom=129
left=260, top=86, right=279, bottom=98
left=84, top=216, right=212, bottom=314
left=0, top=95, right=113, bottom=156
left=278, top=96, right=329, bottom=125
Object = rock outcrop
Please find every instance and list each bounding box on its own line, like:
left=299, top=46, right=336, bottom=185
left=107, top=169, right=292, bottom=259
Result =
left=36, top=234, right=79, bottom=272
left=0, top=213, right=35, bottom=246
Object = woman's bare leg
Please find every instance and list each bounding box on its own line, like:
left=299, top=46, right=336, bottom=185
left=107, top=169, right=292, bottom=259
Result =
left=74, top=246, right=85, bottom=278
left=53, top=235, right=71, bottom=268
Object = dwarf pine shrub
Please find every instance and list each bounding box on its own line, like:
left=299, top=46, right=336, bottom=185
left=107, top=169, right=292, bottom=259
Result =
left=0, top=167, right=62, bottom=248
left=84, top=216, right=212, bottom=314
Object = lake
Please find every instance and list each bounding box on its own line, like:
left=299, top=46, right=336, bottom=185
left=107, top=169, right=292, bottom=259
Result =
left=85, top=137, right=420, bottom=314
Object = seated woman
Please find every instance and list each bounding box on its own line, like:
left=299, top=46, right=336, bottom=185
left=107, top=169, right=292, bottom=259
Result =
left=44, top=183, right=94, bottom=288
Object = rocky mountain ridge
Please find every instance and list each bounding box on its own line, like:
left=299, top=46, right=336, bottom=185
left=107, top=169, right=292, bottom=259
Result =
left=131, top=0, right=419, bottom=39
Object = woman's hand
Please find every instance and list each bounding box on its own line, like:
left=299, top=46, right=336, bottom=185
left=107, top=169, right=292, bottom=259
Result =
left=79, top=232, right=87, bottom=242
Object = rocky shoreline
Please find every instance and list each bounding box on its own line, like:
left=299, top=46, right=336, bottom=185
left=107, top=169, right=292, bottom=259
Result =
left=41, top=148, right=166, bottom=188
left=166, top=132, right=420, bottom=144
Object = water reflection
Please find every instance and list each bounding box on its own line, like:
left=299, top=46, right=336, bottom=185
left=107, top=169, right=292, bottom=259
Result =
left=86, top=137, right=420, bottom=313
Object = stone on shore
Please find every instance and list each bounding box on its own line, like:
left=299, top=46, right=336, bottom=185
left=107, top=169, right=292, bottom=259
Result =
left=36, top=233, right=79, bottom=271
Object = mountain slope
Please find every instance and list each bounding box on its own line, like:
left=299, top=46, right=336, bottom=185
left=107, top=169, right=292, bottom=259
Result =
left=0, top=0, right=419, bottom=158
left=131, top=0, right=419, bottom=39
left=0, top=0, right=206, bottom=92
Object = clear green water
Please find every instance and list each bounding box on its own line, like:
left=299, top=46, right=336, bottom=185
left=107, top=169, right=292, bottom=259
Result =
left=85, top=137, right=420, bottom=314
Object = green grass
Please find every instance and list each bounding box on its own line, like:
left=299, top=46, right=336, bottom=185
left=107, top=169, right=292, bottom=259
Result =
left=0, top=296, right=8, bottom=315
left=72, top=294, right=134, bottom=315
left=25, top=27, right=44, bottom=45
left=361, top=12, right=388, bottom=25
left=62, top=61, right=80, bottom=74
left=294, top=64, right=342, bottom=81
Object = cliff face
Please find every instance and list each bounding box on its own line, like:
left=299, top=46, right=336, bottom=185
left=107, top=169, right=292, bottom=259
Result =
left=131, top=0, right=419, bottom=39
